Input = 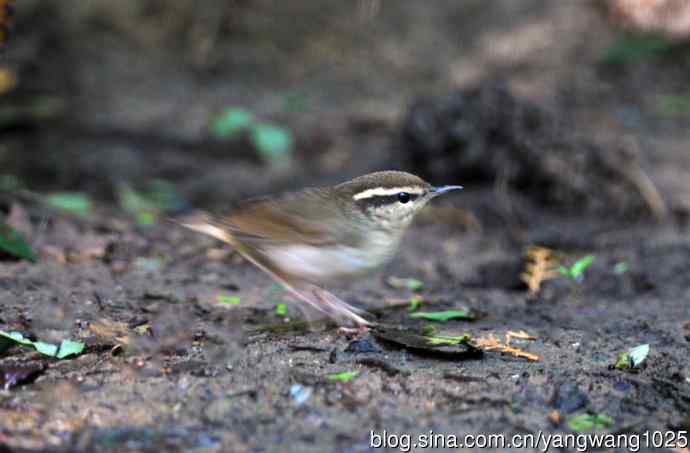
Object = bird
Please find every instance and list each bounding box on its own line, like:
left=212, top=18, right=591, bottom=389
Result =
left=178, top=170, right=462, bottom=327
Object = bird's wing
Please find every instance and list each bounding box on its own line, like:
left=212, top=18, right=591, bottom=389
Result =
left=179, top=188, right=357, bottom=248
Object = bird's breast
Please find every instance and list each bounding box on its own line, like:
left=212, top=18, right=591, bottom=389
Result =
left=263, top=231, right=400, bottom=283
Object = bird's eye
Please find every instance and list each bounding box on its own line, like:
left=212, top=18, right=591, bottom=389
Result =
left=398, top=192, right=410, bottom=204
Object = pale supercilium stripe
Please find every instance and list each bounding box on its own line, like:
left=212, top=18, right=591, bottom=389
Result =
left=352, top=186, right=425, bottom=200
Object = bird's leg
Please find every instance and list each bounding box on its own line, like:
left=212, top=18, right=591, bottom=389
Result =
left=221, top=245, right=371, bottom=327
left=272, top=278, right=371, bottom=327
left=308, top=285, right=371, bottom=329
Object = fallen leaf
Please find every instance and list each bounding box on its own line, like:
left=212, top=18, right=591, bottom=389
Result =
left=216, top=294, right=240, bottom=305
left=88, top=319, right=130, bottom=345
left=56, top=339, right=85, bottom=359
left=629, top=343, right=650, bottom=367
left=407, top=295, right=421, bottom=312
left=0, top=222, right=35, bottom=261
left=409, top=310, right=473, bottom=322
left=613, top=343, right=650, bottom=369
left=521, top=245, right=560, bottom=297
left=326, top=370, right=358, bottom=382
left=249, top=123, right=293, bottom=164
left=425, top=334, right=470, bottom=346
left=210, top=107, right=255, bottom=138
left=506, top=330, right=537, bottom=342
left=547, top=410, right=561, bottom=425
left=0, top=330, right=83, bottom=359
left=386, top=276, right=424, bottom=291
left=566, top=413, right=614, bottom=431
left=275, top=303, right=287, bottom=316
left=371, top=324, right=483, bottom=358
left=475, top=331, right=540, bottom=361
left=44, top=192, right=92, bottom=216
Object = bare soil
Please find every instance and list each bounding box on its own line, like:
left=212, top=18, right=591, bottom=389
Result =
left=1, top=1, right=690, bottom=452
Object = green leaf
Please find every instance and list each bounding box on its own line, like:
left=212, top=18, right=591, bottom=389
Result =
left=426, top=334, right=470, bottom=346
left=135, top=211, right=155, bottom=226
left=117, top=180, right=181, bottom=225
left=327, top=370, right=358, bottom=382
left=147, top=179, right=181, bottom=212
left=0, top=330, right=83, bottom=359
left=210, top=108, right=255, bottom=138
left=560, top=255, right=594, bottom=281
left=275, top=303, right=287, bottom=316
left=601, top=32, right=673, bottom=65
left=0, top=331, right=34, bottom=354
left=249, top=123, right=292, bottom=164
left=566, top=413, right=614, bottom=432
left=613, top=262, right=628, bottom=274
left=216, top=294, right=240, bottom=305
left=655, top=94, right=690, bottom=117
left=0, top=223, right=36, bottom=261
left=387, top=276, right=424, bottom=291
left=56, top=339, right=85, bottom=359
left=44, top=192, right=92, bottom=216
left=421, top=324, right=436, bottom=336
left=33, top=341, right=58, bottom=356
left=613, top=344, right=650, bottom=370
left=570, top=255, right=594, bottom=279
left=407, top=296, right=421, bottom=313
left=628, top=343, right=649, bottom=367
left=409, top=310, right=473, bottom=322
left=613, top=351, right=631, bottom=370
left=117, top=183, right=155, bottom=214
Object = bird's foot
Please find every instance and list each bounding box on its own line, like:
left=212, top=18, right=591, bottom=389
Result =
left=279, top=281, right=372, bottom=327
left=337, top=324, right=370, bottom=336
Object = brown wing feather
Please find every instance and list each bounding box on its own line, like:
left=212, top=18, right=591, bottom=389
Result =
left=214, top=187, right=358, bottom=247
left=221, top=202, right=329, bottom=245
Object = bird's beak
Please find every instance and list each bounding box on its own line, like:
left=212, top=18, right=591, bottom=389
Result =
left=431, top=185, right=463, bottom=195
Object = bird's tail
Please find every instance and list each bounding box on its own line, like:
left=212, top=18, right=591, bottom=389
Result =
left=169, top=211, right=235, bottom=245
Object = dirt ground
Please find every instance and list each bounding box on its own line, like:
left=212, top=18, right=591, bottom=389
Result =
left=1, top=1, right=690, bottom=452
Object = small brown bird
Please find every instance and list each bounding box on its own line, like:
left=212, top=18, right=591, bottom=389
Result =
left=179, top=171, right=462, bottom=327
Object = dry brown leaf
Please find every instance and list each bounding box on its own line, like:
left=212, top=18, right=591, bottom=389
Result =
left=501, top=345, right=540, bottom=362
left=474, top=332, right=502, bottom=350
left=547, top=410, right=561, bottom=425
left=88, top=319, right=130, bottom=345
left=66, top=243, right=107, bottom=262
left=474, top=330, right=540, bottom=361
left=520, top=245, right=560, bottom=297
left=41, top=244, right=67, bottom=264
left=506, top=330, right=537, bottom=342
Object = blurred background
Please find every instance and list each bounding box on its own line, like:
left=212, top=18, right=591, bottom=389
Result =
left=2, top=0, right=689, bottom=222
left=2, top=1, right=690, bottom=451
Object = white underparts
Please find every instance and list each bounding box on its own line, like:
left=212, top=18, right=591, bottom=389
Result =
left=265, top=231, right=398, bottom=281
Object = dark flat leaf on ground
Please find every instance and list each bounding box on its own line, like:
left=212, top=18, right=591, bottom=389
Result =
left=371, top=324, right=483, bottom=358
